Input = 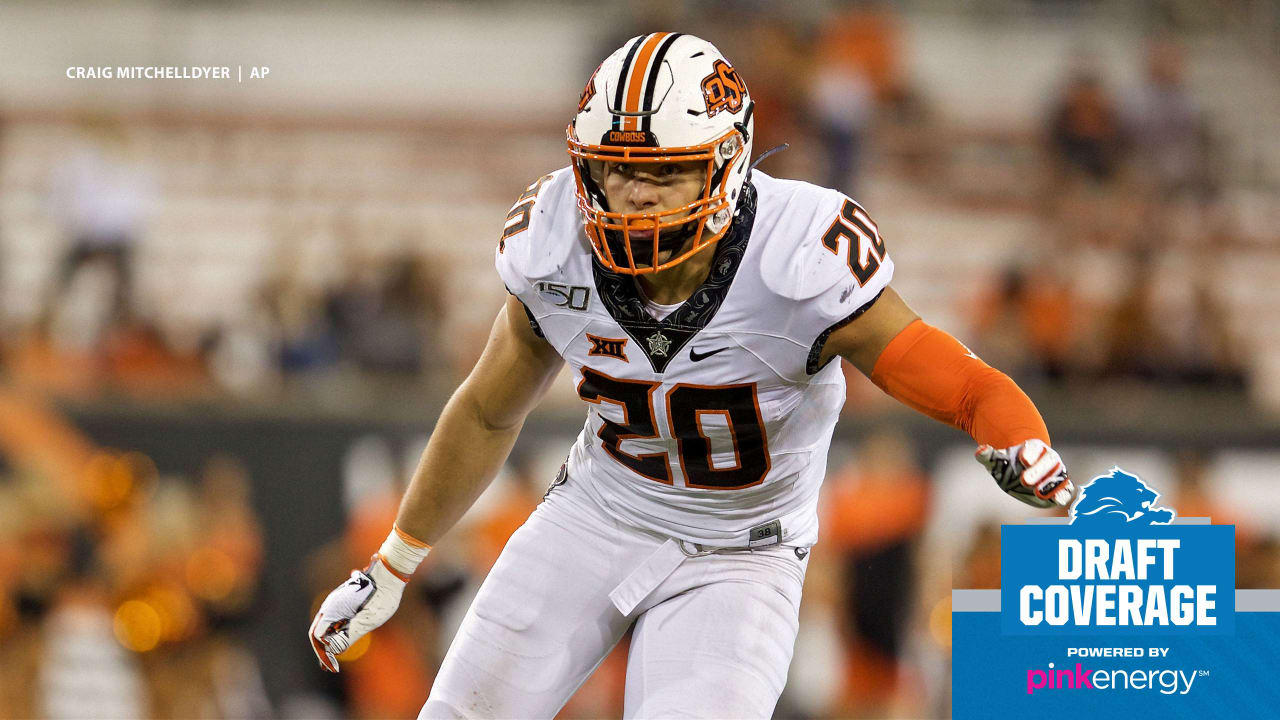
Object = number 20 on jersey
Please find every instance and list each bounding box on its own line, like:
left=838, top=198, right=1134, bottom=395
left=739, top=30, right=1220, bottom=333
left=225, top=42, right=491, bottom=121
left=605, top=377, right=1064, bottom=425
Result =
left=822, top=199, right=887, bottom=286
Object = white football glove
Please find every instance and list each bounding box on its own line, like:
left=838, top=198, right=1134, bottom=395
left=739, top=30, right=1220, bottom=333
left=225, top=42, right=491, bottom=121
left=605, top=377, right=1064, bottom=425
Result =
left=309, top=556, right=407, bottom=672
left=975, top=438, right=1075, bottom=509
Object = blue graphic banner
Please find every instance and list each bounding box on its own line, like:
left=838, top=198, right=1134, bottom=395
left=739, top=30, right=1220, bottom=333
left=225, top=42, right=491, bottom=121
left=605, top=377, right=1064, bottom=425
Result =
left=1000, top=524, right=1236, bottom=635
left=952, top=467, right=1277, bottom=719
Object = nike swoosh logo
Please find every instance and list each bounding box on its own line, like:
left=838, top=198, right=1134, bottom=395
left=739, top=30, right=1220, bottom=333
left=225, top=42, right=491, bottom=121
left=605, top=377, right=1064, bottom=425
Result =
left=689, top=347, right=729, bottom=362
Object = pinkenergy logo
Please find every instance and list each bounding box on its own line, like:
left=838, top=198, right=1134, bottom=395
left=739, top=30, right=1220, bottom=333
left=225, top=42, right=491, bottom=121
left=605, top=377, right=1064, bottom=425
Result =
left=1025, top=659, right=1206, bottom=696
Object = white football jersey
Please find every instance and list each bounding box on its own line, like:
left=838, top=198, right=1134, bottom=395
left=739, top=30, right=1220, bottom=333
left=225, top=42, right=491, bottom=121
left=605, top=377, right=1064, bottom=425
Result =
left=495, top=169, right=893, bottom=547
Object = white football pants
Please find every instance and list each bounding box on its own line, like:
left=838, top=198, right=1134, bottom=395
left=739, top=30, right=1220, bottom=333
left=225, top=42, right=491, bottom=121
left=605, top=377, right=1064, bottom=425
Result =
left=419, top=476, right=807, bottom=719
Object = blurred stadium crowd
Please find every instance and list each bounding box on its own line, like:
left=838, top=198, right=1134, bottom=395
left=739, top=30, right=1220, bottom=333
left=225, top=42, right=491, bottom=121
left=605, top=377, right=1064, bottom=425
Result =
left=0, top=0, right=1277, bottom=718
left=4, top=3, right=1278, bottom=406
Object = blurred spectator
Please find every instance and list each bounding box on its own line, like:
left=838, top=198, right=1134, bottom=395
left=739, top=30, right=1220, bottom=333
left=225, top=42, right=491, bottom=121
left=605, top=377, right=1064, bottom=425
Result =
left=1238, top=535, right=1280, bottom=590
left=326, top=252, right=446, bottom=377
left=1047, top=68, right=1126, bottom=184
left=971, top=262, right=1079, bottom=381
left=103, top=318, right=211, bottom=397
left=1099, top=250, right=1167, bottom=380
left=39, top=538, right=151, bottom=720
left=0, top=110, right=6, bottom=348
left=810, top=1, right=904, bottom=193
left=11, top=113, right=213, bottom=400
left=1099, top=248, right=1246, bottom=386
left=205, top=299, right=280, bottom=397
left=0, top=393, right=272, bottom=718
left=44, top=114, right=153, bottom=330
left=1165, top=267, right=1247, bottom=387
left=1123, top=38, right=1217, bottom=200
left=814, top=1, right=903, bottom=103
left=877, top=82, right=938, bottom=185
left=191, top=456, right=264, bottom=620
left=261, top=275, right=339, bottom=374
left=1171, top=448, right=1240, bottom=529
left=807, top=57, right=875, bottom=194
left=956, top=521, right=1002, bottom=590
left=820, top=429, right=930, bottom=718
left=8, top=303, right=211, bottom=400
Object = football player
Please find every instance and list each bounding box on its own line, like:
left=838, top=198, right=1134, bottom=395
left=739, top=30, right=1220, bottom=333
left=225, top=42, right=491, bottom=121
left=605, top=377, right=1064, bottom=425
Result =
left=310, top=33, right=1073, bottom=718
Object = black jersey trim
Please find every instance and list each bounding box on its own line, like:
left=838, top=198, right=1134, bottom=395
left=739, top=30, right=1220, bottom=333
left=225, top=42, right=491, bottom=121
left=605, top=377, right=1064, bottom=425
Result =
left=805, top=288, right=885, bottom=375
left=592, top=182, right=757, bottom=374
left=518, top=298, right=545, bottom=338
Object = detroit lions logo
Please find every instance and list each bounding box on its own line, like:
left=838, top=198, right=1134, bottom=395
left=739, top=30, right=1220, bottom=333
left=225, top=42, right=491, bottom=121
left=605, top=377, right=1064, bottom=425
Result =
left=1069, top=467, right=1175, bottom=527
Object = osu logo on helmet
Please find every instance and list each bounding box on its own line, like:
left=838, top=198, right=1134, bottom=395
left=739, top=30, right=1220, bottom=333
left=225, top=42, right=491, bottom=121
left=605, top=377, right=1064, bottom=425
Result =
left=578, top=65, right=599, bottom=113
left=701, top=59, right=746, bottom=117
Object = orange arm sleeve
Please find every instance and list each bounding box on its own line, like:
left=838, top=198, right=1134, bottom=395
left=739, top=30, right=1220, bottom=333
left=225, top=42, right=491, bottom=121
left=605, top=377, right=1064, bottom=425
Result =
left=869, top=319, right=1050, bottom=448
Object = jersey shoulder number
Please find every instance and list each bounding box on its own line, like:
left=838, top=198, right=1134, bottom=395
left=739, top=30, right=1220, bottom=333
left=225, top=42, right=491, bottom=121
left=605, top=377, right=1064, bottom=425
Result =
left=819, top=196, right=888, bottom=287
left=499, top=173, right=555, bottom=253
left=493, top=168, right=578, bottom=299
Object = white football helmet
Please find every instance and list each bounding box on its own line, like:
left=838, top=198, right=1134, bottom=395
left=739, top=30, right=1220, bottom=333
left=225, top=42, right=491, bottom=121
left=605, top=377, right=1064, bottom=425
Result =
left=568, top=33, right=755, bottom=275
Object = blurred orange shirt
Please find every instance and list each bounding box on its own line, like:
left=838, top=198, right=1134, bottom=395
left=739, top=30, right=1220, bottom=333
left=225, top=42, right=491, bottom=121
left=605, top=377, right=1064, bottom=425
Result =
left=821, top=469, right=929, bottom=552
left=816, top=8, right=901, bottom=99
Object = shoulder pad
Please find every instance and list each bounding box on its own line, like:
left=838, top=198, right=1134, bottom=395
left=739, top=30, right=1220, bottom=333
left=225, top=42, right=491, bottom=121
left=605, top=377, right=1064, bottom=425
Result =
left=494, top=167, right=581, bottom=294
left=755, top=177, right=891, bottom=306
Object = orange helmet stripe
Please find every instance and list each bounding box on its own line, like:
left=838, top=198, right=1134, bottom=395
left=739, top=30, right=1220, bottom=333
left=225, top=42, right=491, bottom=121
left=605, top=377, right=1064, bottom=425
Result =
left=623, top=32, right=670, bottom=131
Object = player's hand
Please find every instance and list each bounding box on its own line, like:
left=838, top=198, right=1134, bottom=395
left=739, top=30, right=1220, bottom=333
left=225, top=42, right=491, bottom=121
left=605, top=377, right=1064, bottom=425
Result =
left=308, top=556, right=406, bottom=672
left=975, top=439, right=1074, bottom=509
